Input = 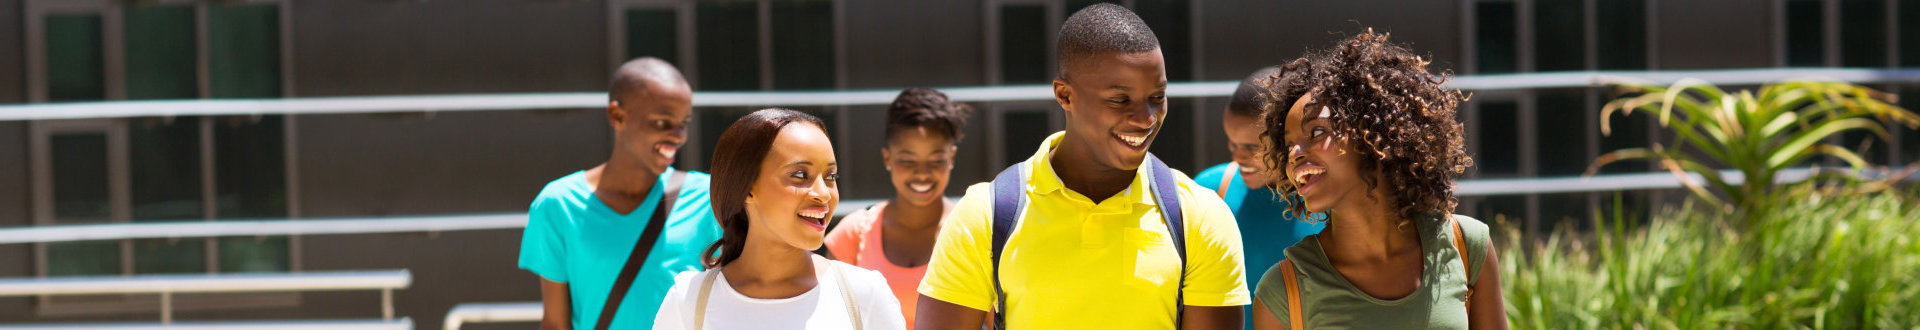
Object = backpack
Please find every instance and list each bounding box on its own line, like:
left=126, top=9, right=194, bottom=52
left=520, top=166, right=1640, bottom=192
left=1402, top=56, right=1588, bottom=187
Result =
left=988, top=154, right=1187, bottom=329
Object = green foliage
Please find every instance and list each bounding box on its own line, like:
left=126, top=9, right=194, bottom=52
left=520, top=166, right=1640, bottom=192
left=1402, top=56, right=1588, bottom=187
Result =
left=1590, top=80, right=1919, bottom=223
left=1501, top=185, right=1920, bottom=329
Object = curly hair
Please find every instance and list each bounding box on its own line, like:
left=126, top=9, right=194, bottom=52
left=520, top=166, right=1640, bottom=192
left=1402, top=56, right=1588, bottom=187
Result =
left=1258, top=29, right=1473, bottom=224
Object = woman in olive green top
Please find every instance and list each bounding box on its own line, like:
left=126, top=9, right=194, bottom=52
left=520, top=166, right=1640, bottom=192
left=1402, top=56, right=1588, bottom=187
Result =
left=1249, top=30, right=1508, bottom=329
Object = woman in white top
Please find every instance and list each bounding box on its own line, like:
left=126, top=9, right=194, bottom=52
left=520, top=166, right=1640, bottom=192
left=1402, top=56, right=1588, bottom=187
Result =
left=654, top=108, right=905, bottom=330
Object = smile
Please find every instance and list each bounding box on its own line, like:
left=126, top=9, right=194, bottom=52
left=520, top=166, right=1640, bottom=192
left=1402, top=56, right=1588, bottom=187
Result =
left=798, top=207, right=829, bottom=231
left=907, top=182, right=935, bottom=193
left=654, top=143, right=678, bottom=160
left=1293, top=166, right=1324, bottom=192
left=1114, top=132, right=1147, bottom=148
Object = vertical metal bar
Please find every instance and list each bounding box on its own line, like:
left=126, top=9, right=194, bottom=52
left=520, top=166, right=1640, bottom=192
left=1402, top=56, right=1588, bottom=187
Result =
left=1824, top=0, right=1841, bottom=67
left=985, top=0, right=1003, bottom=85
left=758, top=0, right=773, bottom=91
left=833, top=0, right=848, bottom=90
left=111, top=121, right=132, bottom=275
left=203, top=117, right=220, bottom=273
left=382, top=288, right=394, bottom=321
left=1583, top=0, right=1597, bottom=71
left=160, top=291, right=172, bottom=324
left=608, top=0, right=627, bottom=72
left=1461, top=0, right=1478, bottom=74
left=103, top=8, right=126, bottom=101
left=1645, top=0, right=1660, bottom=69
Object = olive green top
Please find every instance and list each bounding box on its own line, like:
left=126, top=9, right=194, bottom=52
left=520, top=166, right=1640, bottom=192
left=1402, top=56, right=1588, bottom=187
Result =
left=1254, top=214, right=1490, bottom=329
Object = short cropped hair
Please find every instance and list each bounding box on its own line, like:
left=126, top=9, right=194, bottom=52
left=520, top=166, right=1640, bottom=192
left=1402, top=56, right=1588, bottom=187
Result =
left=1056, top=3, right=1160, bottom=80
left=610, top=57, right=688, bottom=105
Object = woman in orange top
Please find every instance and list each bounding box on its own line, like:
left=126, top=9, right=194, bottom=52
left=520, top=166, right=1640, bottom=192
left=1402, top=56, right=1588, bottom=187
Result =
left=824, top=88, right=971, bottom=329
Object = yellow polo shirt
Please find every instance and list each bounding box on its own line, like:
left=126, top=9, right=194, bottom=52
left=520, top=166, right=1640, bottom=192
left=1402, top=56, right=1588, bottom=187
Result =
left=918, top=132, right=1249, bottom=329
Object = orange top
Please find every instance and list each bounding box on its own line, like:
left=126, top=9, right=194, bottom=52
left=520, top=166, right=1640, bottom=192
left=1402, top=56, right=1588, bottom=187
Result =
left=824, top=201, right=932, bottom=330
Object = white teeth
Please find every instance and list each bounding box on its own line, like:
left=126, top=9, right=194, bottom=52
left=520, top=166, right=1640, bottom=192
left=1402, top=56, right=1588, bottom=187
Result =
left=1294, top=168, right=1325, bottom=184
left=1117, top=134, right=1146, bottom=147
left=908, top=183, right=935, bottom=193
left=798, top=210, right=826, bottom=219
left=656, top=145, right=678, bottom=159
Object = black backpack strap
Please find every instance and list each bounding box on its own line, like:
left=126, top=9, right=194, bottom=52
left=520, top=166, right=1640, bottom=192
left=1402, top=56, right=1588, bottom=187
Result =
left=989, top=162, right=1028, bottom=330
left=593, top=170, right=687, bottom=330
left=1145, top=155, right=1188, bottom=328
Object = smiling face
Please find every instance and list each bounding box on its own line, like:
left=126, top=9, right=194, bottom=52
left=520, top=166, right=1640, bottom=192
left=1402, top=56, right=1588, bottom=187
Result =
left=611, top=82, right=693, bottom=175
left=882, top=127, right=956, bottom=207
left=1222, top=111, right=1274, bottom=188
left=743, top=124, right=840, bottom=251
left=1054, top=48, right=1169, bottom=171
left=1281, top=94, right=1372, bottom=213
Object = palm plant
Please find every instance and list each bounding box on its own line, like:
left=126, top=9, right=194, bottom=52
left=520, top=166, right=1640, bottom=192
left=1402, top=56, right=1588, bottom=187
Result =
left=1588, top=79, right=1920, bottom=223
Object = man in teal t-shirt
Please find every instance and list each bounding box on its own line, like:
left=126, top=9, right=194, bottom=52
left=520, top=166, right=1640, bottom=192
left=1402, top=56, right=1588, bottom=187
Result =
left=1192, top=66, right=1326, bottom=330
left=519, top=57, right=721, bottom=329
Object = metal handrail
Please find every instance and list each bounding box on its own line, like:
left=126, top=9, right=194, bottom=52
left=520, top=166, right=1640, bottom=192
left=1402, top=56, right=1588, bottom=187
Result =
left=3, top=167, right=1913, bottom=245
left=1, top=68, right=1914, bottom=121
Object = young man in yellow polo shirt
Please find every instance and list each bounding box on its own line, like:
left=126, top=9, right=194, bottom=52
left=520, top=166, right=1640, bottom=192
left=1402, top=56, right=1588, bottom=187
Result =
left=914, top=4, right=1248, bottom=329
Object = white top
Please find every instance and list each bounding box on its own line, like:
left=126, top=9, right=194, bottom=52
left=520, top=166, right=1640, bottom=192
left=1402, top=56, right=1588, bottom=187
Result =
left=653, top=257, right=906, bottom=330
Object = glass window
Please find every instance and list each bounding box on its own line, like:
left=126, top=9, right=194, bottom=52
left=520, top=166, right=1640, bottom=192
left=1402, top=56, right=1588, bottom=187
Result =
left=1475, top=2, right=1518, bottom=74
left=1537, top=192, right=1591, bottom=232
left=625, top=8, right=680, bottom=64
left=1133, top=0, right=1190, bottom=81
left=1064, top=0, right=1106, bottom=20
left=1596, top=0, right=1648, bottom=70
left=209, top=4, right=282, bottom=98
left=1533, top=0, right=1585, bottom=71
left=131, top=117, right=207, bottom=274
left=1840, top=0, right=1887, bottom=67
left=46, top=14, right=105, bottom=102
left=53, top=134, right=111, bottom=221
left=1903, top=0, right=1920, bottom=66
left=214, top=115, right=289, bottom=272
left=1597, top=90, right=1650, bottom=174
left=124, top=5, right=199, bottom=100
left=1535, top=89, right=1589, bottom=175
left=1476, top=101, right=1521, bottom=176
left=771, top=0, right=835, bottom=90
left=1785, top=0, right=1825, bottom=67
left=49, top=133, right=118, bottom=276
left=1147, top=99, right=1194, bottom=173
left=1002, top=110, right=1053, bottom=168
left=1000, top=4, right=1049, bottom=84
left=695, top=107, right=758, bottom=173
left=696, top=0, right=762, bottom=90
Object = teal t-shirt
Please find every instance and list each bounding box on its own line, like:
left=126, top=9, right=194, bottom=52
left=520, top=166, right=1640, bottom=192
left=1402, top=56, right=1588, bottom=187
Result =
left=1194, top=163, right=1326, bottom=330
left=518, top=168, right=721, bottom=329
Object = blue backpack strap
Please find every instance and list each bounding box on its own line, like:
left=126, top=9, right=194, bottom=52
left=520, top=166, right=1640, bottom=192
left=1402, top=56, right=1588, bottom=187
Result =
left=1146, top=154, right=1187, bottom=328
left=989, top=162, right=1028, bottom=330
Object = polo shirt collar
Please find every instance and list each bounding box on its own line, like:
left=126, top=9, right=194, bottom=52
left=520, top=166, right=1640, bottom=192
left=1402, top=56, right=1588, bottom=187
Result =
left=1022, top=131, right=1159, bottom=207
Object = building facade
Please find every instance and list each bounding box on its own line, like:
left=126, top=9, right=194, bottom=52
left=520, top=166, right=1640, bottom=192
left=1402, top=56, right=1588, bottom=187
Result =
left=0, top=0, right=1917, bottom=328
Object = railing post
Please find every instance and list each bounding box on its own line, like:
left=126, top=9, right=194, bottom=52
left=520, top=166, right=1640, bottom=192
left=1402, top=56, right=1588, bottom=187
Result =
left=382, top=288, right=394, bottom=321
left=160, top=291, right=172, bottom=324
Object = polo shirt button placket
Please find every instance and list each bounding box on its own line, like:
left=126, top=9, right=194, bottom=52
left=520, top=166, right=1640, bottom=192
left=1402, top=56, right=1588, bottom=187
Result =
left=1081, top=208, right=1108, bottom=248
